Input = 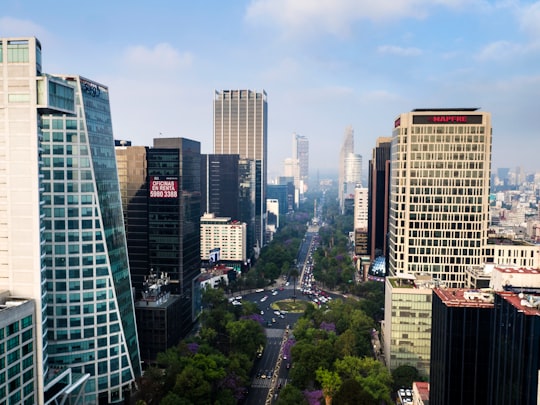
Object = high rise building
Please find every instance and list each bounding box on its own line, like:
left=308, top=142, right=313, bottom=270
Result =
left=338, top=126, right=362, bottom=214
left=293, top=133, right=309, bottom=193
left=388, top=108, right=492, bottom=287
left=200, top=213, right=247, bottom=263
left=368, top=137, right=391, bottom=261
left=430, top=268, right=540, bottom=405
left=147, top=138, right=201, bottom=330
left=430, top=288, right=493, bottom=405
left=338, top=126, right=354, bottom=212
left=200, top=154, right=240, bottom=220
left=115, top=144, right=149, bottom=291
left=488, top=291, right=540, bottom=405
left=353, top=187, right=369, bottom=257
left=343, top=153, right=362, bottom=215
left=267, top=184, right=290, bottom=215
left=213, top=90, right=267, bottom=253
left=0, top=37, right=141, bottom=404
left=383, top=275, right=435, bottom=377
left=0, top=293, right=38, bottom=404
left=283, top=157, right=300, bottom=197
left=116, top=138, right=202, bottom=362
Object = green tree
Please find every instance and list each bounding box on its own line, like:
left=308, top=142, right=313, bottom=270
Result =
left=275, top=384, right=309, bottom=405
left=333, top=378, right=370, bottom=405
left=316, top=368, right=342, bottom=405
left=160, top=393, right=192, bottom=405
left=335, top=356, right=393, bottom=404
left=392, top=365, right=421, bottom=391
left=137, top=366, right=165, bottom=403
left=226, top=318, right=265, bottom=358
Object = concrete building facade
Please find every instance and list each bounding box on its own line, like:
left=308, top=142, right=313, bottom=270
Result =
left=388, top=108, right=492, bottom=287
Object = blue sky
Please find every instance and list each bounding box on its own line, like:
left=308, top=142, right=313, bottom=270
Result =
left=2, top=0, right=540, bottom=179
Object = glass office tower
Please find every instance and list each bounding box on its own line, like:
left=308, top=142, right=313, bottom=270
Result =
left=0, top=37, right=141, bottom=404
left=41, top=75, right=141, bottom=404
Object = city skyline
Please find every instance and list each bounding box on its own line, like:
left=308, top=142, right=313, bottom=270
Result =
left=2, top=1, right=540, bottom=178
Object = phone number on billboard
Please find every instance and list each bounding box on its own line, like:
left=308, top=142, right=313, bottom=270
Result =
left=150, top=190, right=178, bottom=198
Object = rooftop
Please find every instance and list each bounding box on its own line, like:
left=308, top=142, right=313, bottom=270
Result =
left=494, top=265, right=540, bottom=275
left=412, top=107, right=479, bottom=112
left=434, top=288, right=495, bottom=308
left=413, top=381, right=430, bottom=400
left=487, top=237, right=534, bottom=246
left=499, top=291, right=540, bottom=316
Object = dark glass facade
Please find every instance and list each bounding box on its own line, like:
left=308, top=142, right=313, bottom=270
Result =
left=115, top=146, right=149, bottom=292
left=135, top=295, right=185, bottom=363
left=430, top=290, right=493, bottom=405
left=368, top=137, right=391, bottom=261
left=488, top=293, right=540, bottom=405
left=200, top=154, right=240, bottom=219
left=147, top=138, right=201, bottom=335
left=267, top=184, right=289, bottom=215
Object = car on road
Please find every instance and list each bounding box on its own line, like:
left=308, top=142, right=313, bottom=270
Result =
left=272, top=290, right=278, bottom=296
left=286, top=363, right=290, bottom=369
left=260, top=310, right=264, bottom=315
left=260, top=295, right=268, bottom=302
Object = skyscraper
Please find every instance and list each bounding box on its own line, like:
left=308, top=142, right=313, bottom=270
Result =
left=338, top=126, right=362, bottom=213
left=293, top=133, right=309, bottom=193
left=368, top=137, right=392, bottom=261
left=0, top=37, right=141, bottom=404
left=116, top=138, right=202, bottom=361
left=338, top=126, right=354, bottom=211
left=148, top=138, right=201, bottom=319
left=213, top=90, right=267, bottom=254
left=388, top=108, right=492, bottom=287
left=200, top=154, right=240, bottom=220
left=430, top=288, right=493, bottom=404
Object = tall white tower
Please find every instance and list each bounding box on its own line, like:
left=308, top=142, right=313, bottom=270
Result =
left=388, top=108, right=492, bottom=287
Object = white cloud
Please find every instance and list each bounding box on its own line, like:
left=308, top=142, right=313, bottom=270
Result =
left=0, top=17, right=48, bottom=38
left=517, top=1, right=540, bottom=39
left=377, top=45, right=423, bottom=56
left=245, top=0, right=480, bottom=39
left=123, top=43, right=193, bottom=71
left=476, top=39, right=540, bottom=61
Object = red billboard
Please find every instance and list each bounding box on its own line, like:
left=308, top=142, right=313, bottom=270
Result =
left=149, top=176, right=178, bottom=198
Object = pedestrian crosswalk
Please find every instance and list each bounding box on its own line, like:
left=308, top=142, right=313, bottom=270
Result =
left=252, top=377, right=286, bottom=389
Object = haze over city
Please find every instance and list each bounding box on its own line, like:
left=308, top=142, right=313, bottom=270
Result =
left=2, top=0, right=540, bottom=178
